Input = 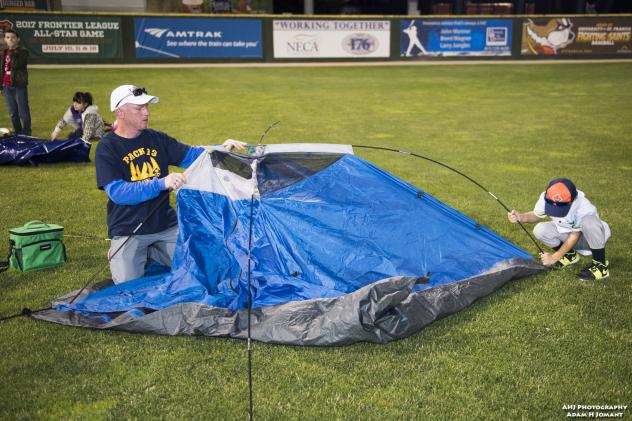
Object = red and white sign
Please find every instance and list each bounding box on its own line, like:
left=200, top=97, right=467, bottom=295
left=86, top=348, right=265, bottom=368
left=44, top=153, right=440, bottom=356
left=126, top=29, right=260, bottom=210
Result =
left=42, top=44, right=99, bottom=53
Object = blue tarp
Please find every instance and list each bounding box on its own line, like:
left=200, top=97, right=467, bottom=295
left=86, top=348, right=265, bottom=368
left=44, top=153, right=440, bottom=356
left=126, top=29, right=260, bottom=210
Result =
left=0, top=135, right=90, bottom=165
left=37, top=145, right=543, bottom=345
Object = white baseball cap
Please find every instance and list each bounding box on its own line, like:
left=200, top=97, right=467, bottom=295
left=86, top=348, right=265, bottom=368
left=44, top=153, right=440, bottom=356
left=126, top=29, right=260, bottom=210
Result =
left=110, top=84, right=159, bottom=111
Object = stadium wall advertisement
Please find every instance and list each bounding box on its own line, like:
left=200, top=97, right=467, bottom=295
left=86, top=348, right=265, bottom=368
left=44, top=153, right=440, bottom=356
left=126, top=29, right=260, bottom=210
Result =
left=400, top=19, right=512, bottom=57
left=134, top=17, right=262, bottom=58
left=521, top=17, right=632, bottom=55
left=1, top=12, right=630, bottom=64
left=272, top=20, right=390, bottom=58
left=1, top=14, right=122, bottom=59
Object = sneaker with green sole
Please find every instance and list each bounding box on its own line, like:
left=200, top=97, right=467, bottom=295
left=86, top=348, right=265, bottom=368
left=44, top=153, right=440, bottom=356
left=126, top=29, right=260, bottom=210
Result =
left=576, top=260, right=610, bottom=281
left=553, top=249, right=580, bottom=269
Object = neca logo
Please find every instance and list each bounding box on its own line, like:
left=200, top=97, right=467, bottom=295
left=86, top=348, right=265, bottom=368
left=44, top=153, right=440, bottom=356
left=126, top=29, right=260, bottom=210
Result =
left=286, top=34, right=319, bottom=55
left=144, top=27, right=223, bottom=39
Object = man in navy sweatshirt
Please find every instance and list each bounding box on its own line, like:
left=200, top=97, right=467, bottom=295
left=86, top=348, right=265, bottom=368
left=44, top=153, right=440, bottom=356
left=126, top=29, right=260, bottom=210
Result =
left=96, top=84, right=246, bottom=284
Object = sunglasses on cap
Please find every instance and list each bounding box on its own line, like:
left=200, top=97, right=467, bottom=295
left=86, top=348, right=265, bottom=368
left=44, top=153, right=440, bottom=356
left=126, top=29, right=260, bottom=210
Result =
left=115, top=87, right=149, bottom=109
left=544, top=196, right=572, bottom=207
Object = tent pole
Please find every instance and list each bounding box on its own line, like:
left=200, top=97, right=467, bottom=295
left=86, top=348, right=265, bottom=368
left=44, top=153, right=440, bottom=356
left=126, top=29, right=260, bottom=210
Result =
left=257, top=121, right=280, bottom=146
left=69, top=191, right=173, bottom=304
left=246, top=194, right=255, bottom=421
left=352, top=145, right=545, bottom=255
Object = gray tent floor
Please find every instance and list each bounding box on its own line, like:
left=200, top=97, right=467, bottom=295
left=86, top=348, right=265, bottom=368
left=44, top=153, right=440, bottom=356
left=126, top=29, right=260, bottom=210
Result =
left=34, top=258, right=544, bottom=346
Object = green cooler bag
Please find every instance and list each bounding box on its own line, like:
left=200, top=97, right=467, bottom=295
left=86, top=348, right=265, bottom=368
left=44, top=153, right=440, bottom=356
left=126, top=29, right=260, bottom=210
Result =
left=8, top=221, right=66, bottom=272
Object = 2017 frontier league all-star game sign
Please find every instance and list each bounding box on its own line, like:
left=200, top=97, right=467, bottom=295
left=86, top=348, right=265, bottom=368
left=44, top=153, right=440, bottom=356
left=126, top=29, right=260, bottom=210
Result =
left=1, top=14, right=122, bottom=59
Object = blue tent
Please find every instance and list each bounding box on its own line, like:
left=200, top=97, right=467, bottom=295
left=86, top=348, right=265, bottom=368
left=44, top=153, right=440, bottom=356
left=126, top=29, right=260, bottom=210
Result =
left=0, top=135, right=91, bottom=165
left=36, top=144, right=543, bottom=345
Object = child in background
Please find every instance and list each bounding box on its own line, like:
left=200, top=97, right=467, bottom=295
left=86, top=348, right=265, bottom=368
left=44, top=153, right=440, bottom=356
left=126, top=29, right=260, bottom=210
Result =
left=51, top=91, right=107, bottom=142
left=507, top=178, right=611, bottom=281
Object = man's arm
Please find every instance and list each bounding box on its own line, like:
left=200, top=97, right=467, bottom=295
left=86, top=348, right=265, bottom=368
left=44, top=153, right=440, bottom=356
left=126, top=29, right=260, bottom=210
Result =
left=104, top=173, right=185, bottom=206
left=104, top=178, right=164, bottom=206
left=178, top=140, right=248, bottom=169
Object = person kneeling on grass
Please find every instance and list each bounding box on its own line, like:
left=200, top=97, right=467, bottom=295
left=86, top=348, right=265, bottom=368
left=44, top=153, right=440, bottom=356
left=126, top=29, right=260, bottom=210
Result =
left=97, top=84, right=248, bottom=284
left=51, top=91, right=106, bottom=143
left=507, top=178, right=611, bottom=281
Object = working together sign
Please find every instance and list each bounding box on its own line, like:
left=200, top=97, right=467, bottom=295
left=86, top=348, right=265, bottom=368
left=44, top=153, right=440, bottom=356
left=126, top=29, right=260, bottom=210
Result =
left=273, top=20, right=390, bottom=58
left=400, top=19, right=512, bottom=57
left=521, top=17, right=632, bottom=55
left=1, top=14, right=122, bottom=58
left=134, top=18, right=262, bottom=59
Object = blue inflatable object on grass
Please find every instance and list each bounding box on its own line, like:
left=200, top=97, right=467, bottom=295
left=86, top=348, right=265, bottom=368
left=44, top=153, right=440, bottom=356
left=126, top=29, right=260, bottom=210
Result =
left=0, top=135, right=90, bottom=165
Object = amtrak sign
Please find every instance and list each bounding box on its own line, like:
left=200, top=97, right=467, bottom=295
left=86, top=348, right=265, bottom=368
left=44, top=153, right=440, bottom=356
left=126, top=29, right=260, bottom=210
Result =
left=143, top=28, right=224, bottom=39
left=273, top=20, right=390, bottom=58
left=134, top=17, right=262, bottom=59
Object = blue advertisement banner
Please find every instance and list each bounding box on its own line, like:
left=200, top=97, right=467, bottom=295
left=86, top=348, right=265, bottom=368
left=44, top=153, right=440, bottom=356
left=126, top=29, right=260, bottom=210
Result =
left=134, top=18, right=262, bottom=59
left=400, top=19, right=512, bottom=57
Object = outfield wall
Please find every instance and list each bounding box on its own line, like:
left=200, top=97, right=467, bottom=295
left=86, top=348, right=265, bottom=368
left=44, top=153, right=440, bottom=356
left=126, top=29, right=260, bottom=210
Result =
left=2, top=11, right=631, bottom=64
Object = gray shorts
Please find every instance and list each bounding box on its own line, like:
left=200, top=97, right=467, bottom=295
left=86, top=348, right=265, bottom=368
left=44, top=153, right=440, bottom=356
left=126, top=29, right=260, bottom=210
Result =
left=533, top=214, right=610, bottom=254
left=108, top=225, right=179, bottom=284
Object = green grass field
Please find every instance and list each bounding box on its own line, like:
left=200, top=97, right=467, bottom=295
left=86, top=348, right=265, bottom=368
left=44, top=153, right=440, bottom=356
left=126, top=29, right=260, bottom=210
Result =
left=1, top=62, right=631, bottom=420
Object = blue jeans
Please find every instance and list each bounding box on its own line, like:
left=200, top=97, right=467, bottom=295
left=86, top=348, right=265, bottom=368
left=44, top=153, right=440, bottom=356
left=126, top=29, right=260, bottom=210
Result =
left=3, top=86, right=31, bottom=136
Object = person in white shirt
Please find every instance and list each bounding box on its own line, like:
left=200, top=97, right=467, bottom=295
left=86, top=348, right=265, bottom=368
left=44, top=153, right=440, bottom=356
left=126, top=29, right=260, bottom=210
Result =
left=507, top=178, right=610, bottom=281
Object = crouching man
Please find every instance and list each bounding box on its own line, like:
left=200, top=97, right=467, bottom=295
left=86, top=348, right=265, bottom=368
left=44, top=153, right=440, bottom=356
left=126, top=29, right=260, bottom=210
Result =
left=96, top=84, right=247, bottom=284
